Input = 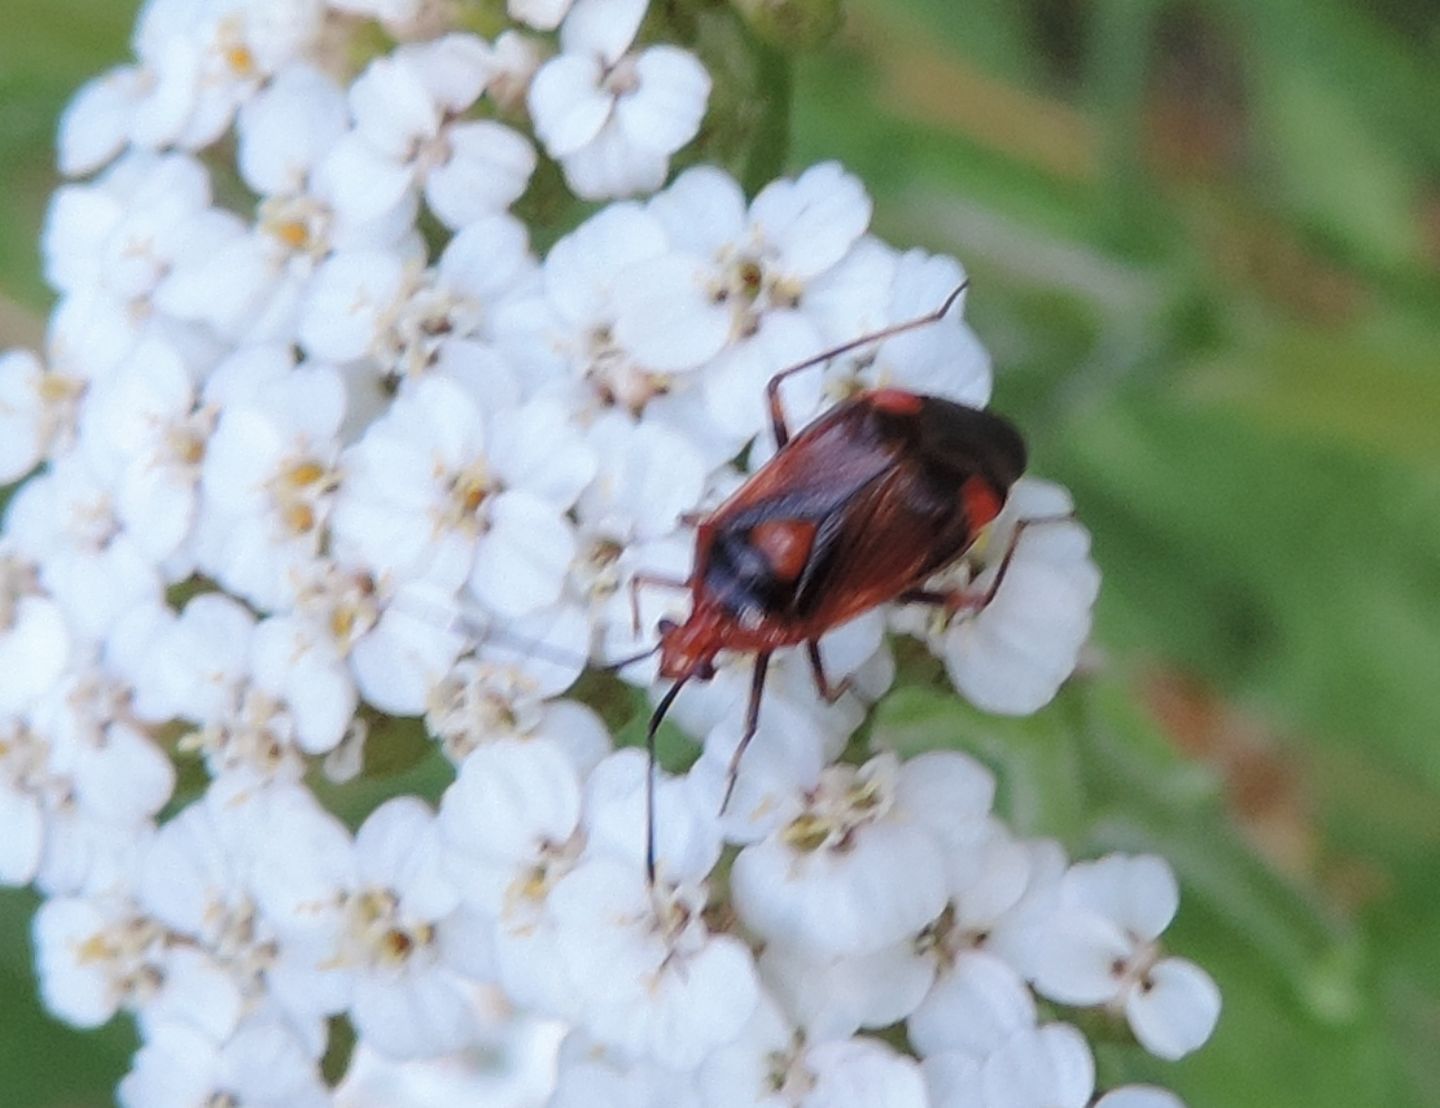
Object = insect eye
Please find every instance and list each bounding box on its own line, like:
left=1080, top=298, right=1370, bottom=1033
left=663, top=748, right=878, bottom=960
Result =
left=658, top=617, right=678, bottom=636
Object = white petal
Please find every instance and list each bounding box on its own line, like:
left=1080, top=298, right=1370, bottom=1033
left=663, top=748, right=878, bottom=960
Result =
left=981, top=1024, right=1095, bottom=1108
left=648, top=165, right=747, bottom=255
left=400, top=33, right=493, bottom=113
left=509, top=0, right=573, bottom=31
left=468, top=492, right=576, bottom=618
left=351, top=596, right=467, bottom=716
left=351, top=969, right=475, bottom=1059
left=1096, top=1087, right=1188, bottom=1108
left=559, top=121, right=669, bottom=200
left=425, top=122, right=537, bottom=228
left=805, top=1038, right=930, bottom=1108
left=1029, top=911, right=1130, bottom=1007
left=350, top=55, right=438, bottom=157
left=1063, top=854, right=1179, bottom=941
left=237, top=64, right=348, bottom=196
left=908, top=951, right=1036, bottom=1058
left=732, top=822, right=947, bottom=956
left=0, top=596, right=70, bottom=713
left=611, top=253, right=730, bottom=371
left=489, top=399, right=597, bottom=507
left=1125, top=957, right=1221, bottom=1060
left=313, top=133, right=414, bottom=230
left=615, top=47, right=710, bottom=156
left=58, top=67, right=143, bottom=176
left=527, top=54, right=610, bottom=158
left=760, top=941, right=934, bottom=1040
left=0, top=785, right=43, bottom=885
left=751, top=162, right=872, bottom=281
left=298, top=248, right=406, bottom=362
left=442, top=739, right=582, bottom=876
left=559, top=0, right=647, bottom=64
left=74, top=722, right=175, bottom=823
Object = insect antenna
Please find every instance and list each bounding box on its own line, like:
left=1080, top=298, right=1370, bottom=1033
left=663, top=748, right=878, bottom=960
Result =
left=644, top=676, right=689, bottom=886
left=388, top=590, right=661, bottom=676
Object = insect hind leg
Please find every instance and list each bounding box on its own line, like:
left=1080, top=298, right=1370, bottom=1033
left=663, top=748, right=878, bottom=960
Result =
left=901, top=512, right=1077, bottom=618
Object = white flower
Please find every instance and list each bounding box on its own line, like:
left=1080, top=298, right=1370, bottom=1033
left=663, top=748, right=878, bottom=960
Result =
left=119, top=1017, right=329, bottom=1108
left=236, top=63, right=349, bottom=199
left=612, top=163, right=873, bottom=436
left=33, top=666, right=176, bottom=828
left=331, top=375, right=595, bottom=619
left=78, top=334, right=213, bottom=566
left=195, top=351, right=345, bottom=610
left=427, top=657, right=609, bottom=770
left=1029, top=854, right=1221, bottom=1060
left=32, top=893, right=167, bottom=1029
left=909, top=953, right=1095, bottom=1108
left=440, top=738, right=589, bottom=1016
left=4, top=453, right=162, bottom=643
left=528, top=0, right=710, bottom=199
left=0, top=349, right=85, bottom=482
left=297, top=215, right=533, bottom=389
left=549, top=854, right=758, bottom=1068
left=44, top=152, right=239, bottom=303
left=730, top=752, right=948, bottom=957
left=317, top=37, right=536, bottom=231
left=253, top=795, right=487, bottom=1060
left=759, top=940, right=935, bottom=1041
left=923, top=1024, right=1095, bottom=1108
left=56, top=0, right=325, bottom=173
left=0, top=562, right=70, bottom=715
left=699, top=999, right=929, bottom=1108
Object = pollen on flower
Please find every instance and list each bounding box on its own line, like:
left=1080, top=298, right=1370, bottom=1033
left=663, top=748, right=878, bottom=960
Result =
left=444, top=464, right=495, bottom=528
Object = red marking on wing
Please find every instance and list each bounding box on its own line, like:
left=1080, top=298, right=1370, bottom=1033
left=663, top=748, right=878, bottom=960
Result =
left=961, top=476, right=1004, bottom=531
left=867, top=388, right=924, bottom=415
left=750, top=519, right=817, bottom=583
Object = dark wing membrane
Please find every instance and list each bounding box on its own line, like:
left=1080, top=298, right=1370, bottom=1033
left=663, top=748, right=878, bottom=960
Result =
left=788, top=463, right=977, bottom=626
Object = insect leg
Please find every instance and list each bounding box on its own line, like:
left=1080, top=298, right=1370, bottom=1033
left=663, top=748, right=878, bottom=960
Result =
left=806, top=640, right=853, bottom=704
left=763, top=280, right=970, bottom=448
left=718, top=652, right=772, bottom=816
left=901, top=513, right=1077, bottom=616
left=629, top=571, right=689, bottom=635
left=645, top=676, right=689, bottom=885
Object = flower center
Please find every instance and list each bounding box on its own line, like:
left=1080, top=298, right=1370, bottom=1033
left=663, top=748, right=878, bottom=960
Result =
left=270, top=456, right=337, bottom=537
left=780, top=759, right=897, bottom=854
left=442, top=461, right=495, bottom=531
left=260, top=196, right=332, bottom=259
left=603, top=54, right=641, bottom=97
left=347, top=888, right=435, bottom=970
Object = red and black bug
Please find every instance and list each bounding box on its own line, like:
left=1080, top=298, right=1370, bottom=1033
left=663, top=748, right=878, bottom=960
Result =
left=635, top=283, right=1037, bottom=879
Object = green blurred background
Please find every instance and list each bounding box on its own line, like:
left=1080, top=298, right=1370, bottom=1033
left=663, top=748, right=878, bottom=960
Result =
left=3, top=0, right=1440, bottom=1104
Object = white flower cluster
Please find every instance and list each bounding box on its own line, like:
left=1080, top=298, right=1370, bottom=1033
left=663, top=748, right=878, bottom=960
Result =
left=0, top=0, right=1218, bottom=1104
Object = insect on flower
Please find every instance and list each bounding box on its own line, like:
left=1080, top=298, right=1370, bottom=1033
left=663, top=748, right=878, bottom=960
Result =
left=633, top=283, right=1062, bottom=879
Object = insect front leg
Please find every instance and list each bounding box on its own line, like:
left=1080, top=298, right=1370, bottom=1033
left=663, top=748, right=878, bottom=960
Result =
left=629, top=571, right=689, bottom=635
left=718, top=652, right=772, bottom=816
left=806, top=640, right=853, bottom=704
